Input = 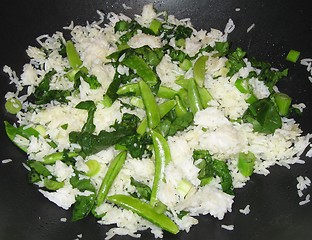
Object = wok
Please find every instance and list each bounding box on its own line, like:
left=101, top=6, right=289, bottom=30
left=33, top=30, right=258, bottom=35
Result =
left=0, top=0, right=311, bottom=240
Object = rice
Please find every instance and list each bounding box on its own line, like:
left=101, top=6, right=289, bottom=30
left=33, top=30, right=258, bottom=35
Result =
left=1, top=159, right=13, bottom=164
left=2, top=3, right=311, bottom=239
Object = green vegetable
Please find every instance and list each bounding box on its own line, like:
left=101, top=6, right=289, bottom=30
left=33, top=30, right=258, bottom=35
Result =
left=274, top=92, right=292, bottom=116
left=197, top=86, right=213, bottom=108
left=75, top=101, right=96, bottom=134
left=114, top=20, right=130, bottom=32
left=27, top=160, right=51, bottom=183
left=235, top=78, right=250, bottom=93
left=168, top=112, right=193, bottom=136
left=107, top=194, right=179, bottom=234
left=4, top=121, right=39, bottom=152
left=150, top=130, right=171, bottom=206
left=193, top=55, right=208, bottom=87
left=214, top=41, right=230, bottom=57
left=238, top=151, right=256, bottom=177
left=139, top=80, right=161, bottom=129
left=179, top=58, right=192, bottom=71
left=5, top=97, right=22, bottom=114
left=122, top=53, right=159, bottom=87
left=250, top=57, right=288, bottom=91
left=43, top=151, right=78, bottom=165
left=149, top=19, right=162, bottom=35
left=286, top=49, right=300, bottom=63
left=176, top=179, right=192, bottom=198
left=174, top=95, right=188, bottom=117
left=174, top=25, right=193, bottom=40
left=96, top=151, right=127, bottom=206
left=70, top=174, right=96, bottom=221
left=34, top=69, right=71, bottom=104
left=85, top=160, right=101, bottom=177
left=130, top=177, right=152, bottom=201
left=242, top=98, right=282, bottom=134
left=188, top=78, right=203, bottom=114
left=117, top=83, right=140, bottom=96
left=44, top=178, right=65, bottom=190
left=156, top=86, right=177, bottom=99
left=137, top=99, right=176, bottom=135
left=193, top=150, right=234, bottom=194
left=227, top=47, right=246, bottom=77
left=130, top=96, right=144, bottom=109
left=69, top=113, right=139, bottom=156
left=66, top=40, right=83, bottom=69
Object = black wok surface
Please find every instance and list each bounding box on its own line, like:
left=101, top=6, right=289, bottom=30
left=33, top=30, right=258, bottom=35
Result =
left=1, top=0, right=312, bottom=240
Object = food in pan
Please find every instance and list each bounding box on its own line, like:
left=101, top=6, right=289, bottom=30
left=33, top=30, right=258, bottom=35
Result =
left=3, top=3, right=311, bottom=239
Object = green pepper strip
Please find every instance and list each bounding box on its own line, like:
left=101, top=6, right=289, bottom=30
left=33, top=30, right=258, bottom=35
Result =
left=137, top=100, right=176, bottom=135
left=150, top=130, right=172, bottom=207
left=43, top=152, right=78, bottom=164
left=122, top=54, right=158, bottom=87
left=66, top=40, right=83, bottom=69
left=193, top=55, right=208, bottom=87
left=139, top=80, right=161, bottom=129
left=188, top=78, right=203, bottom=114
left=156, top=86, right=177, bottom=99
left=107, top=194, right=179, bottom=234
left=96, top=151, right=127, bottom=207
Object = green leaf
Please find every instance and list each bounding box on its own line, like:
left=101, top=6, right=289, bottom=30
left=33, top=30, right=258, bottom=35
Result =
left=130, top=176, right=152, bottom=201
left=243, top=98, right=282, bottom=134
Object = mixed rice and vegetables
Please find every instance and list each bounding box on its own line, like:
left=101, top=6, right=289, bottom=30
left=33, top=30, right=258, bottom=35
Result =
left=3, top=4, right=311, bottom=239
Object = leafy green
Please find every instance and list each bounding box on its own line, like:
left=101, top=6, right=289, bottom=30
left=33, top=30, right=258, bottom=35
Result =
left=70, top=174, right=96, bottom=221
left=114, top=20, right=131, bottom=32
left=168, top=112, right=194, bottom=136
left=117, top=133, right=152, bottom=159
left=69, top=113, right=140, bottom=156
left=250, top=57, right=288, bottom=91
left=242, top=98, right=282, bottom=134
left=27, top=160, right=52, bottom=183
left=193, top=150, right=234, bottom=195
left=174, top=25, right=193, bottom=40
left=80, top=72, right=101, bottom=89
left=75, top=101, right=96, bottom=134
left=34, top=69, right=71, bottom=104
left=226, top=47, right=246, bottom=77
left=130, top=176, right=152, bottom=201
left=214, top=41, right=230, bottom=56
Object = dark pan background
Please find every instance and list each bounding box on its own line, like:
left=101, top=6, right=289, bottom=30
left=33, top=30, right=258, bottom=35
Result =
left=1, top=0, right=312, bottom=240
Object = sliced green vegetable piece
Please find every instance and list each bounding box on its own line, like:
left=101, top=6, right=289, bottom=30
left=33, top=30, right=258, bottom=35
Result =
left=274, top=92, right=292, bottom=116
left=85, top=160, right=101, bottom=177
left=150, top=130, right=171, bottom=206
left=117, top=83, right=140, bottom=96
left=107, top=194, right=179, bottom=234
left=238, top=151, right=256, bottom=177
left=96, top=151, right=127, bottom=207
left=235, top=78, right=250, bottom=93
left=139, top=80, right=161, bottom=129
left=193, top=55, right=208, bottom=87
left=44, top=178, right=65, bottom=190
left=197, top=86, right=213, bottom=108
left=66, top=40, right=83, bottom=69
left=5, top=98, right=22, bottom=114
left=149, top=19, right=162, bottom=35
left=286, top=49, right=300, bottom=63
left=179, top=58, right=192, bottom=71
